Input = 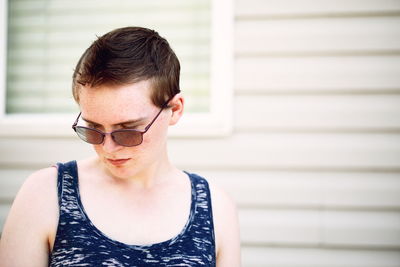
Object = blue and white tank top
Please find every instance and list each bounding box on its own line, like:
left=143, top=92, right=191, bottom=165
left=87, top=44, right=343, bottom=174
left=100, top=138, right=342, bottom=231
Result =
left=49, top=160, right=216, bottom=266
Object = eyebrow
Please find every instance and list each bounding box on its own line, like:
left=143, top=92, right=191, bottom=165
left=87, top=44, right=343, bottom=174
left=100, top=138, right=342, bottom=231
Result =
left=81, top=116, right=148, bottom=127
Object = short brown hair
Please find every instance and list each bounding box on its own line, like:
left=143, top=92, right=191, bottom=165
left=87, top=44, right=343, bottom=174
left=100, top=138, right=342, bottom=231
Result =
left=72, top=26, right=180, bottom=107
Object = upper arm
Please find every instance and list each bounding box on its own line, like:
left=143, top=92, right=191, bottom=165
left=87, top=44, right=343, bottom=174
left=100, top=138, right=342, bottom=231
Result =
left=210, top=182, right=241, bottom=267
left=0, top=167, right=58, bottom=267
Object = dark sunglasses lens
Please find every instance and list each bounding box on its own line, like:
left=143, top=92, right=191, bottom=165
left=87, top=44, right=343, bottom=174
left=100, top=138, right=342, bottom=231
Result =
left=75, top=127, right=104, bottom=144
left=112, top=130, right=143, bottom=147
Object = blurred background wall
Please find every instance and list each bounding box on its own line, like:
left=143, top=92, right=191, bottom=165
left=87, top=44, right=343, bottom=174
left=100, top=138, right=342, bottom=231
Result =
left=1, top=0, right=400, bottom=266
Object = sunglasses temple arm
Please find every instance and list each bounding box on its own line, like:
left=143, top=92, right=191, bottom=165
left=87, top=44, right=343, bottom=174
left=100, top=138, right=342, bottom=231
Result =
left=144, top=95, right=176, bottom=132
left=72, top=112, right=82, bottom=128
left=144, top=106, right=165, bottom=132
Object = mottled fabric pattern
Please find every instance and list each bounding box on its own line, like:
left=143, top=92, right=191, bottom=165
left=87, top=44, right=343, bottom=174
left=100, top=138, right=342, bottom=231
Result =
left=49, top=161, right=216, bottom=266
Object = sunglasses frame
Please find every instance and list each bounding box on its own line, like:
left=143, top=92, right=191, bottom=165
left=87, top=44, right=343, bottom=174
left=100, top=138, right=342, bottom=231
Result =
left=72, top=95, right=176, bottom=147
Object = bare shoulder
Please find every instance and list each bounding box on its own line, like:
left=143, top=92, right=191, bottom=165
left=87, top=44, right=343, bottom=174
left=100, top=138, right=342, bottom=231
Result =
left=0, top=166, right=59, bottom=265
left=208, top=180, right=241, bottom=267
left=21, top=166, right=58, bottom=196
left=208, top=180, right=239, bottom=231
left=16, top=167, right=59, bottom=214
left=208, top=181, right=237, bottom=216
left=4, top=166, right=59, bottom=232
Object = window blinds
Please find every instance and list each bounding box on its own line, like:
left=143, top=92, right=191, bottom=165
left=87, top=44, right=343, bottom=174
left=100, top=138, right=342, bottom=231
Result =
left=6, top=0, right=211, bottom=113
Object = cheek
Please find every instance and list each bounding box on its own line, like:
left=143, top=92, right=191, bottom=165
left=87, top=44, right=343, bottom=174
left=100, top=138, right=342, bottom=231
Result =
left=146, top=117, right=170, bottom=143
left=142, top=128, right=167, bottom=149
left=138, top=135, right=158, bottom=154
left=92, top=145, right=105, bottom=156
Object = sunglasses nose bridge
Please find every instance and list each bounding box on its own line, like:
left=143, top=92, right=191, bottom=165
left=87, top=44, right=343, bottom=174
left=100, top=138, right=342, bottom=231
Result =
left=108, top=132, right=121, bottom=145
left=101, top=132, right=110, bottom=144
left=101, top=132, right=123, bottom=150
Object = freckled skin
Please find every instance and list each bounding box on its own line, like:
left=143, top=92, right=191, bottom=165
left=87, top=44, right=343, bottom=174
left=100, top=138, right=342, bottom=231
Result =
left=78, top=80, right=171, bottom=181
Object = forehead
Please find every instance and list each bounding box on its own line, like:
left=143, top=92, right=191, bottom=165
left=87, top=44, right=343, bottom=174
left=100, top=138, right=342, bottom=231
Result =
left=78, top=80, right=154, bottom=123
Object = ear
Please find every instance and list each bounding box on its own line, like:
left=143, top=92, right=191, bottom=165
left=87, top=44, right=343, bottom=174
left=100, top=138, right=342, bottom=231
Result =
left=168, top=93, right=184, bottom=126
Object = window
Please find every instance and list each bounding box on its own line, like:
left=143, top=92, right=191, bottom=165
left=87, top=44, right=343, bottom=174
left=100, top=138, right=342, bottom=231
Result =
left=0, top=0, right=233, bottom=137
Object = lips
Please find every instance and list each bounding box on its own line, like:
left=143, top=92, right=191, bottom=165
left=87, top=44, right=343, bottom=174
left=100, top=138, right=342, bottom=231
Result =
left=106, top=158, right=131, bottom=166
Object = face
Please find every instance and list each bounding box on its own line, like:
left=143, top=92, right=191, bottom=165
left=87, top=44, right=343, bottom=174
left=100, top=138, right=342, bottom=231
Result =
left=78, top=80, right=174, bottom=179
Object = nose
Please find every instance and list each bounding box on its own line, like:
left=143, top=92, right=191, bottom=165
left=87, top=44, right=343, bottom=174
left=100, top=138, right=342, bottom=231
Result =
left=101, top=133, right=123, bottom=153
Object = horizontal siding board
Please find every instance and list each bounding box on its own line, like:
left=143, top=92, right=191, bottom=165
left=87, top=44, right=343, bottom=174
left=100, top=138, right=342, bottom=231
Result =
left=205, top=170, right=323, bottom=208
left=235, top=0, right=400, bottom=17
left=240, top=209, right=400, bottom=248
left=322, top=210, right=400, bottom=248
left=1, top=134, right=400, bottom=169
left=236, top=17, right=400, bottom=54
left=0, top=139, right=93, bottom=168
left=322, top=173, right=400, bottom=209
left=204, top=171, right=400, bottom=209
left=239, top=209, right=321, bottom=245
left=169, top=134, right=400, bottom=170
left=242, top=246, right=400, bottom=267
left=235, top=95, right=400, bottom=131
left=235, top=56, right=400, bottom=93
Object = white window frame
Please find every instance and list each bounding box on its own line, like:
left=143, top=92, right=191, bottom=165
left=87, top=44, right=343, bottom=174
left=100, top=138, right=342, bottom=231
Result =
left=0, top=0, right=233, bottom=138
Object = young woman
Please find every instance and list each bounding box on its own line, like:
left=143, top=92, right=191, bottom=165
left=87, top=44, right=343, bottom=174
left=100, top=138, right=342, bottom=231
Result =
left=0, top=27, right=240, bottom=266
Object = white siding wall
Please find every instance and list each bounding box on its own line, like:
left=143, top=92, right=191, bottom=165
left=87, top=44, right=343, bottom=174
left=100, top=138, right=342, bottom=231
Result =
left=1, top=0, right=400, bottom=266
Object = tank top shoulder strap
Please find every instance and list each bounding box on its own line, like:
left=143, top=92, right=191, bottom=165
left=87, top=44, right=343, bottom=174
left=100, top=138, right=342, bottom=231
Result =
left=55, top=160, right=83, bottom=219
left=187, top=172, right=214, bottom=213
left=185, top=172, right=216, bottom=251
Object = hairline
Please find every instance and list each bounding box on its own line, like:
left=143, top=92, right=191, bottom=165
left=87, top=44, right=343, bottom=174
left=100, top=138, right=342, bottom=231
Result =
left=73, top=76, right=161, bottom=105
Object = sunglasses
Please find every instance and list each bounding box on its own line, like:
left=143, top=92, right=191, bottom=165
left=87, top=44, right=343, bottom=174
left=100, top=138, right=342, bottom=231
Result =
left=72, top=96, right=175, bottom=147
